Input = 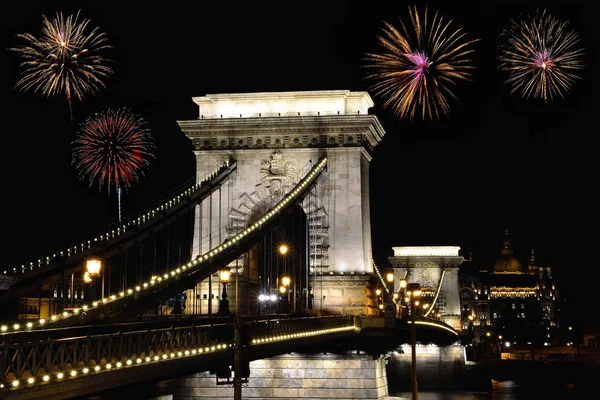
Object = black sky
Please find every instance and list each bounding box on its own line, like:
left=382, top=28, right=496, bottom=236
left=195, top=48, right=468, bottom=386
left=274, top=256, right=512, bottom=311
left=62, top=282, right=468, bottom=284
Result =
left=1, top=1, right=597, bottom=321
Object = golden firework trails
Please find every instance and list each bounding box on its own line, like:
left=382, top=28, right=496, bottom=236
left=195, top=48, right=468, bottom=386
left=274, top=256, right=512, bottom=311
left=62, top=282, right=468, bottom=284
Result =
left=9, top=10, right=113, bottom=118
left=498, top=9, right=584, bottom=102
left=363, top=6, right=479, bottom=121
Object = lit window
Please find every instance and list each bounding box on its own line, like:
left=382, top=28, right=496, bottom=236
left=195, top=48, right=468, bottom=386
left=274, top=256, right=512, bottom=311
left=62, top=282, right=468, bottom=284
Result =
left=493, top=313, right=497, bottom=319
left=521, top=303, right=525, bottom=309
left=512, top=303, right=515, bottom=309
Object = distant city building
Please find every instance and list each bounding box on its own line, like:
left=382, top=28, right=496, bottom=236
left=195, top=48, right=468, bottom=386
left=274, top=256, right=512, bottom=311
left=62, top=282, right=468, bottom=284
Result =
left=16, top=276, right=87, bottom=321
left=459, top=230, right=559, bottom=345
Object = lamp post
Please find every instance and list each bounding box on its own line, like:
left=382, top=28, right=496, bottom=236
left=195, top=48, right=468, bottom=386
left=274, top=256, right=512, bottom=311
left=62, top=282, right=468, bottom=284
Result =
left=217, top=269, right=231, bottom=316
left=386, top=272, right=394, bottom=291
left=280, top=245, right=293, bottom=311
left=281, top=276, right=291, bottom=313
left=406, top=282, right=421, bottom=400
left=398, top=278, right=407, bottom=318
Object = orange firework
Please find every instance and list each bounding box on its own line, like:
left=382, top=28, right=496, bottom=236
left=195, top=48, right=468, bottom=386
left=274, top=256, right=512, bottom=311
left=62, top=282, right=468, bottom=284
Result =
left=363, top=5, right=479, bottom=121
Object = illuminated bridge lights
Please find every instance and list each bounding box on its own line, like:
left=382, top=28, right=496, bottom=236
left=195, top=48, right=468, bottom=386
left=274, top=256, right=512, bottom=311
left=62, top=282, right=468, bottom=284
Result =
left=5, top=164, right=228, bottom=276
left=407, top=320, right=459, bottom=336
left=250, top=325, right=355, bottom=345
left=3, top=341, right=232, bottom=392
left=0, top=159, right=327, bottom=333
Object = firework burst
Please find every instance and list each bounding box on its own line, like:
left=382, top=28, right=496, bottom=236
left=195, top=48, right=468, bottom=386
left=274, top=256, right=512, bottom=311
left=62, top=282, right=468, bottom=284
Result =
left=9, top=10, right=113, bottom=119
left=498, top=9, right=584, bottom=102
left=72, top=108, right=156, bottom=196
left=362, top=5, right=479, bottom=121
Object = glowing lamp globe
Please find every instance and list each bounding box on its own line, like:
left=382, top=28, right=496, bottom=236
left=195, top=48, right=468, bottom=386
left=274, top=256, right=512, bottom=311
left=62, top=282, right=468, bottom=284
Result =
left=86, top=259, right=102, bottom=276
left=219, top=269, right=230, bottom=283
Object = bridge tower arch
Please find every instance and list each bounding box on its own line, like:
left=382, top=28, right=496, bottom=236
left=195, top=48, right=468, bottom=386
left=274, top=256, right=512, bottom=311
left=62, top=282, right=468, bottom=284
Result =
left=177, top=90, right=385, bottom=315
left=388, top=246, right=466, bottom=330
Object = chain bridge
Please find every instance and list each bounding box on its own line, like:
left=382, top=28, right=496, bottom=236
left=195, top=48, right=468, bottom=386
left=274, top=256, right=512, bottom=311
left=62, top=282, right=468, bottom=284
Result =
left=0, top=90, right=462, bottom=400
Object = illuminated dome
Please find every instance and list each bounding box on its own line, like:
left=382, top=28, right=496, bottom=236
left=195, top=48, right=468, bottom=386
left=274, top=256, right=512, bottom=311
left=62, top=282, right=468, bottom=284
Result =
left=493, top=230, right=522, bottom=273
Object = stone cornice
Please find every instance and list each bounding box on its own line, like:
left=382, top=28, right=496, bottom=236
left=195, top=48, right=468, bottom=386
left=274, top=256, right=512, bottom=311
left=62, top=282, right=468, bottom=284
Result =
left=389, top=256, right=465, bottom=269
left=177, top=114, right=385, bottom=151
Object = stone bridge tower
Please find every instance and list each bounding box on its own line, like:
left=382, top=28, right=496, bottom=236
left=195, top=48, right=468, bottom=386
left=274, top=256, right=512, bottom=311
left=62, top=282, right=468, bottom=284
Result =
left=389, top=246, right=465, bottom=330
left=177, top=90, right=385, bottom=315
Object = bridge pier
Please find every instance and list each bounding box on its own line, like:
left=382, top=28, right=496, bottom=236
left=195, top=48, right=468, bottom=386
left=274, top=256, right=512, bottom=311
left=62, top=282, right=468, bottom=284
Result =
left=386, top=344, right=477, bottom=392
left=171, top=352, right=389, bottom=399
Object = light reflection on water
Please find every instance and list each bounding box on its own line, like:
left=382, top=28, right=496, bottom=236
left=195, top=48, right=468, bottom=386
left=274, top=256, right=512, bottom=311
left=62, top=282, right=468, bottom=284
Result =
left=391, top=380, right=581, bottom=400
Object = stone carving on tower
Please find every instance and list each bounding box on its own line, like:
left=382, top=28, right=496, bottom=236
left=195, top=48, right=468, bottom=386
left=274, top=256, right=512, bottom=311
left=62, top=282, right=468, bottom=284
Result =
left=259, top=150, right=296, bottom=198
left=227, top=151, right=297, bottom=239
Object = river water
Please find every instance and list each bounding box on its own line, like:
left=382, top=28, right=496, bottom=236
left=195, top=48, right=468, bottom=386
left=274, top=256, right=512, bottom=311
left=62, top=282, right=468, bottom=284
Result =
left=391, top=379, right=583, bottom=399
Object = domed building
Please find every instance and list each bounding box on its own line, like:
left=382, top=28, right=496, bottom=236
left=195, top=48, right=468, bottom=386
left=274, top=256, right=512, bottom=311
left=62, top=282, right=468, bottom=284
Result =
left=493, top=232, right=522, bottom=273
left=459, top=230, right=560, bottom=348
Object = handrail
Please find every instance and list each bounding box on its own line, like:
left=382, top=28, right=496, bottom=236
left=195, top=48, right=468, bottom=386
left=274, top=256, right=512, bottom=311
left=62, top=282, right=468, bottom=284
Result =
left=62, top=157, right=328, bottom=328
left=6, top=161, right=232, bottom=276
left=0, top=157, right=328, bottom=333
left=0, top=161, right=237, bottom=329
left=372, top=260, right=390, bottom=294
left=424, top=269, right=446, bottom=317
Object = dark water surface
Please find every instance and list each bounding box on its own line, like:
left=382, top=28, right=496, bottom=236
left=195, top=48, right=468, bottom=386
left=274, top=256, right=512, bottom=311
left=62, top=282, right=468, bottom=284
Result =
left=75, top=361, right=599, bottom=399
left=392, top=379, right=585, bottom=399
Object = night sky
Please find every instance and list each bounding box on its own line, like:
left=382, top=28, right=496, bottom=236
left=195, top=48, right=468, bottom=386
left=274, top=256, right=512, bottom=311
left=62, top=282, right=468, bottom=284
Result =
left=1, top=2, right=597, bottom=323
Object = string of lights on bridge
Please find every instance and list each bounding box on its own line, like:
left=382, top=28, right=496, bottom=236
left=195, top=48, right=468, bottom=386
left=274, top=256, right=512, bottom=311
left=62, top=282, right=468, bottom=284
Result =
left=3, top=340, right=232, bottom=390
left=0, top=158, right=328, bottom=334
left=2, top=320, right=354, bottom=392
left=4, top=162, right=231, bottom=276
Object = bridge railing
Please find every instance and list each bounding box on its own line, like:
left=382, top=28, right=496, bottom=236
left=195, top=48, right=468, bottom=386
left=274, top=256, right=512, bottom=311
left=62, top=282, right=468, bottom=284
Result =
left=247, top=315, right=357, bottom=345
left=1, top=314, right=357, bottom=394
left=0, top=322, right=232, bottom=389
left=0, top=158, right=328, bottom=334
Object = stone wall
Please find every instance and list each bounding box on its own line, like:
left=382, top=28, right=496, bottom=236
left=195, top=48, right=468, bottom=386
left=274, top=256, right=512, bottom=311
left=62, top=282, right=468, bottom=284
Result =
left=311, top=274, right=376, bottom=316
left=172, top=352, right=389, bottom=400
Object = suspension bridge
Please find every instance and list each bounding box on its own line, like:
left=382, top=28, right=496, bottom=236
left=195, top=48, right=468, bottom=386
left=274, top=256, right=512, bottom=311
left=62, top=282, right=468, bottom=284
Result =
left=0, top=90, right=461, bottom=400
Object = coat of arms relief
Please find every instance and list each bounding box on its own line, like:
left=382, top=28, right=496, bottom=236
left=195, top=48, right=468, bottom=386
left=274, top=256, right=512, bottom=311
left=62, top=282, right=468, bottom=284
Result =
left=226, top=150, right=329, bottom=269
left=259, top=150, right=296, bottom=198
left=227, top=151, right=296, bottom=236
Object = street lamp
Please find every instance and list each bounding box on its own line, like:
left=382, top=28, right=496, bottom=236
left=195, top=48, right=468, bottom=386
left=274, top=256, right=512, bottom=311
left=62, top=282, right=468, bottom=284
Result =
left=386, top=272, right=394, bottom=283
left=217, top=269, right=231, bottom=316
left=375, top=288, right=383, bottom=313
left=280, top=245, right=295, bottom=311
left=86, top=259, right=101, bottom=276
left=281, top=276, right=291, bottom=312
left=397, top=278, right=407, bottom=318
left=85, top=259, right=102, bottom=301
left=406, top=282, right=421, bottom=400
left=279, top=245, right=288, bottom=256
left=386, top=272, right=394, bottom=303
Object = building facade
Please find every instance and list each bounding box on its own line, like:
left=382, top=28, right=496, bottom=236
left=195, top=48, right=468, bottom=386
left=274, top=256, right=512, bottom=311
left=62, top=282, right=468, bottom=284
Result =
left=459, top=231, right=559, bottom=346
